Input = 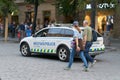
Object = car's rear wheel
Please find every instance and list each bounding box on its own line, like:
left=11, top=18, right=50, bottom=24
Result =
left=57, top=46, right=70, bottom=62
left=20, top=43, right=31, bottom=56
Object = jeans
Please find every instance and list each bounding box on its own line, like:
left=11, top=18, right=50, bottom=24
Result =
left=79, top=50, right=88, bottom=68
left=68, top=47, right=88, bottom=68
left=84, top=41, right=94, bottom=63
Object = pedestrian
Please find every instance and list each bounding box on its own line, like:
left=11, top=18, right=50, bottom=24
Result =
left=83, top=20, right=96, bottom=68
left=43, top=20, right=49, bottom=28
left=24, top=22, right=29, bottom=31
left=48, top=19, right=55, bottom=27
left=0, top=22, right=3, bottom=35
left=9, top=21, right=16, bottom=38
left=101, top=17, right=106, bottom=33
left=26, top=27, right=32, bottom=37
left=64, top=21, right=88, bottom=71
left=18, top=22, right=25, bottom=41
left=36, top=21, right=41, bottom=32
left=106, top=21, right=111, bottom=32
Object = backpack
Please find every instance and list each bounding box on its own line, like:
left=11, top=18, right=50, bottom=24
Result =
left=92, top=29, right=97, bottom=42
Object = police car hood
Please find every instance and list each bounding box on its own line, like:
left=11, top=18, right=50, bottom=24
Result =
left=20, top=36, right=33, bottom=43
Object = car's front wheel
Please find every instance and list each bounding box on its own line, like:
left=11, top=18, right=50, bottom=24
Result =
left=57, top=46, right=70, bottom=62
left=20, top=43, right=31, bottom=56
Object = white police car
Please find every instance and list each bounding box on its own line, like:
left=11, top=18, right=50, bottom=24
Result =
left=20, top=26, right=105, bottom=62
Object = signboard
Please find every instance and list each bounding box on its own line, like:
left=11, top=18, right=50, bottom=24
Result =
left=86, top=3, right=115, bottom=9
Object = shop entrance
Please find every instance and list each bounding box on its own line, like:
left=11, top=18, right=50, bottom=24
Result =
left=43, top=11, right=51, bottom=28
left=85, top=10, right=114, bottom=34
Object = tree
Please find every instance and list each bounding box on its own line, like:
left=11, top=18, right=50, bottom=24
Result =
left=25, top=0, right=44, bottom=34
left=0, top=0, right=18, bottom=41
left=56, top=0, right=87, bottom=23
left=57, top=0, right=118, bottom=27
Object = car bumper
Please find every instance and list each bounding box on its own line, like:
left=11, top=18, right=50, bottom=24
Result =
left=89, top=50, right=105, bottom=56
left=89, top=45, right=105, bottom=55
left=75, top=45, right=105, bottom=57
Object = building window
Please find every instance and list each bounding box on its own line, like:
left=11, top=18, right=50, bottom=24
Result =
left=25, top=11, right=34, bottom=23
left=43, top=11, right=51, bottom=23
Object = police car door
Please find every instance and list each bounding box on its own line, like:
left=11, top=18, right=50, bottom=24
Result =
left=30, top=28, right=49, bottom=53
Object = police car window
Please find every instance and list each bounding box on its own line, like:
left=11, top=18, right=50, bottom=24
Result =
left=59, top=29, right=64, bottom=37
left=64, top=29, right=74, bottom=37
left=36, top=29, right=49, bottom=37
left=47, top=28, right=62, bottom=37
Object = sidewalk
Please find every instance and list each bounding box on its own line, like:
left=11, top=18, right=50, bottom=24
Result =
left=105, top=37, right=120, bottom=52
left=0, top=36, right=19, bottom=43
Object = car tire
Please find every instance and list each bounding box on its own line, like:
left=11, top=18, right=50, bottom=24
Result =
left=20, top=43, right=31, bottom=56
left=57, top=46, right=70, bottom=62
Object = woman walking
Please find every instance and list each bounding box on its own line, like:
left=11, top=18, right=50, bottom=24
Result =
left=64, top=21, right=89, bottom=72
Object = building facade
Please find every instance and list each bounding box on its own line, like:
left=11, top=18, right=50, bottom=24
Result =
left=11, top=0, right=56, bottom=25
left=11, top=1, right=115, bottom=34
left=85, top=3, right=115, bottom=34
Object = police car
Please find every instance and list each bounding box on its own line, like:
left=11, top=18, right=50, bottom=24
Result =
left=20, top=26, right=105, bottom=62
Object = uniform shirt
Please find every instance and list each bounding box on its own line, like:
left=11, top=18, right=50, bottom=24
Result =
left=83, top=26, right=92, bottom=41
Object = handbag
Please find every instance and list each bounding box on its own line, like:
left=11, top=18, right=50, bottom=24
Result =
left=78, top=39, right=84, bottom=50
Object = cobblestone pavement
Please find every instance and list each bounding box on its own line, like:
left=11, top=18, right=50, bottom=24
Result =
left=0, top=41, right=120, bottom=80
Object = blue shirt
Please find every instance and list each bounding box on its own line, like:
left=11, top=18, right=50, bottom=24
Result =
left=26, top=29, right=32, bottom=37
left=19, top=24, right=25, bottom=31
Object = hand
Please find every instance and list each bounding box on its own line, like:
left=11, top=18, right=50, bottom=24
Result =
left=83, top=44, right=85, bottom=47
left=83, top=41, right=86, bottom=47
left=76, top=46, right=80, bottom=52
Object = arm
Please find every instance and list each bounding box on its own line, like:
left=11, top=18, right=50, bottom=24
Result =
left=83, top=28, right=87, bottom=46
left=75, top=37, right=79, bottom=48
left=75, top=37, right=80, bottom=52
left=83, top=35, right=87, bottom=45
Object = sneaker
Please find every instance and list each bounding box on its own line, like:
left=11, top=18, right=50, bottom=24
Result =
left=83, top=67, right=89, bottom=72
left=90, top=60, right=96, bottom=67
left=64, top=67, right=71, bottom=70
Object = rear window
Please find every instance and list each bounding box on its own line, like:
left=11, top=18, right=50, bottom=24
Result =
left=64, top=29, right=74, bottom=37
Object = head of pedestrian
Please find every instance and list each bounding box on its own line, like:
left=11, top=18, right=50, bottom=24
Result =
left=73, top=21, right=79, bottom=27
left=83, top=20, right=89, bottom=27
left=73, top=21, right=81, bottom=33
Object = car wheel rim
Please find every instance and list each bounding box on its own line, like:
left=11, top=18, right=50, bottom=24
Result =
left=59, top=48, right=67, bottom=61
left=21, top=45, right=28, bottom=55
